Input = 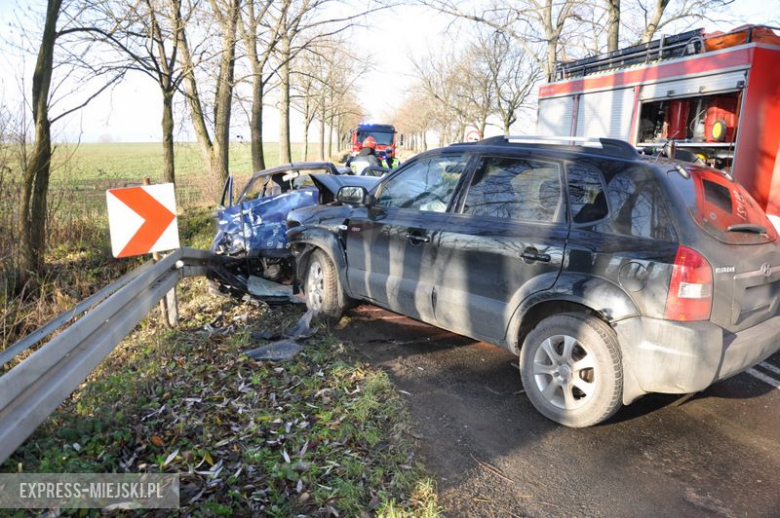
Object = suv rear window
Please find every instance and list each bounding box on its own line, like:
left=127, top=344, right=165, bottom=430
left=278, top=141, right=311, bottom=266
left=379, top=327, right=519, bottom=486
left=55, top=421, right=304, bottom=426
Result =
left=568, top=159, right=677, bottom=242
left=667, top=166, right=778, bottom=244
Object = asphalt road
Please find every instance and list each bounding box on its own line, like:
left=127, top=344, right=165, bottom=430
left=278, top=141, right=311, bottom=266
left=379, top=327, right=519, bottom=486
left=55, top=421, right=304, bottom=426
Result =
left=333, top=305, right=780, bottom=517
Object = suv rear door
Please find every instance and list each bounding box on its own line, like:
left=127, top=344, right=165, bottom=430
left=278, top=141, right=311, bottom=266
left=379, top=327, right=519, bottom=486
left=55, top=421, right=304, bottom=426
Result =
left=430, top=153, right=569, bottom=343
left=344, top=151, right=473, bottom=322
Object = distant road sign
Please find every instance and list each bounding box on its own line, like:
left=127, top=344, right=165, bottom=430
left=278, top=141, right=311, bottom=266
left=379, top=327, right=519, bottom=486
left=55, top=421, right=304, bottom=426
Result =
left=106, top=184, right=179, bottom=258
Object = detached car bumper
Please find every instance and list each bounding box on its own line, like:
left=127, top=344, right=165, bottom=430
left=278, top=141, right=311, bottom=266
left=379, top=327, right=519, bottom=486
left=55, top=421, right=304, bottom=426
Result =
left=614, top=315, right=780, bottom=404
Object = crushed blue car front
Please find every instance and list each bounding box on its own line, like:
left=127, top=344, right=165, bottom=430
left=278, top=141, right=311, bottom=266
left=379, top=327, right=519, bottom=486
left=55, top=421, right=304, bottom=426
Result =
left=211, top=187, right=318, bottom=257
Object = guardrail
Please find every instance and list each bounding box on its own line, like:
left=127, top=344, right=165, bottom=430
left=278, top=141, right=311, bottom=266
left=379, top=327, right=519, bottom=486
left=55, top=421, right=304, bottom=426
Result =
left=0, top=248, right=212, bottom=465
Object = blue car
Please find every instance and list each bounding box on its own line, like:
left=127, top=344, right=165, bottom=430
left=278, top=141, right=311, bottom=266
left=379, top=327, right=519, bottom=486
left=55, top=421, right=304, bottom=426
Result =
left=208, top=162, right=378, bottom=298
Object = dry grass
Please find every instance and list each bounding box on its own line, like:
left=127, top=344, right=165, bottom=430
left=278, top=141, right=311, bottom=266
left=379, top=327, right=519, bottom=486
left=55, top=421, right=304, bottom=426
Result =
left=3, top=276, right=439, bottom=516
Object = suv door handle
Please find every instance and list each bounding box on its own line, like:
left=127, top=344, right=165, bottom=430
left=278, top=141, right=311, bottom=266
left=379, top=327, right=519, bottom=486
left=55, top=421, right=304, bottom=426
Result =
left=520, top=249, right=551, bottom=263
left=405, top=232, right=431, bottom=244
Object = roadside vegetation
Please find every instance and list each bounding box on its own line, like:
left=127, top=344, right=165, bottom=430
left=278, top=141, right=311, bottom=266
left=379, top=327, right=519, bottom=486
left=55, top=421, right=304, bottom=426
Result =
left=1, top=211, right=439, bottom=516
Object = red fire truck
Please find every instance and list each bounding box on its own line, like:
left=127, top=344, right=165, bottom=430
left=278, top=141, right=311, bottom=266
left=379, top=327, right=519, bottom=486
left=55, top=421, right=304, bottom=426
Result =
left=349, top=123, right=398, bottom=157
left=537, top=25, right=780, bottom=219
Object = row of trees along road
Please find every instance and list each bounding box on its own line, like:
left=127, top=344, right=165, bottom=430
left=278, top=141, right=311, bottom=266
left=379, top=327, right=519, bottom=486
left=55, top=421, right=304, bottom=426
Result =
left=394, top=0, right=733, bottom=148
left=15, top=0, right=377, bottom=289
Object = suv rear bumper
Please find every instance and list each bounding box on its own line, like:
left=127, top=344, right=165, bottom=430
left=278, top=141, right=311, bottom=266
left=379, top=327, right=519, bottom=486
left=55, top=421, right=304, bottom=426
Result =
left=614, top=315, right=780, bottom=404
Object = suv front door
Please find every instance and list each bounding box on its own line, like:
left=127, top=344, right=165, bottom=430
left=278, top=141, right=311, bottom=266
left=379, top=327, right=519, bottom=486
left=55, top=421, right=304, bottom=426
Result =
left=430, top=154, right=569, bottom=343
left=345, top=152, right=472, bottom=322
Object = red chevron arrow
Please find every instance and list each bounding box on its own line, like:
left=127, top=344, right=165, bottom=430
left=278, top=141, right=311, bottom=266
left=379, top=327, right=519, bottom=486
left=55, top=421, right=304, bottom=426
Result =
left=110, top=187, right=176, bottom=258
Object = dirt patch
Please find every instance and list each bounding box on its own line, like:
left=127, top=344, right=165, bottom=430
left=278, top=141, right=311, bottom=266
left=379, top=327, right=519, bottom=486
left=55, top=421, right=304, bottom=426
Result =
left=333, top=304, right=780, bottom=517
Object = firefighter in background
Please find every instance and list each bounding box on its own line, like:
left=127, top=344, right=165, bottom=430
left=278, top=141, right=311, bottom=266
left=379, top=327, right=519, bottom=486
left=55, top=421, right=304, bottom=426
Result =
left=346, top=137, right=380, bottom=175
left=380, top=151, right=401, bottom=169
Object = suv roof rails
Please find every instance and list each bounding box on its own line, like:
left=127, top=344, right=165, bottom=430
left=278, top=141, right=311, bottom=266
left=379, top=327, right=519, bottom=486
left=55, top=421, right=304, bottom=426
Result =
left=474, top=135, right=639, bottom=159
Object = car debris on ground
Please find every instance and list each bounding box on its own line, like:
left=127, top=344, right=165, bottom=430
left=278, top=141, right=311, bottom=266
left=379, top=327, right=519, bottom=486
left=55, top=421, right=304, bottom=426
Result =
left=244, top=309, right=319, bottom=361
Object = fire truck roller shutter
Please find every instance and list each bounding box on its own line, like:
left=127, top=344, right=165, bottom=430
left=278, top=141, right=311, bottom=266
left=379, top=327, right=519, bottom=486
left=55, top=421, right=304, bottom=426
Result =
left=574, top=88, right=635, bottom=139
left=537, top=95, right=575, bottom=136
left=639, top=70, right=747, bottom=101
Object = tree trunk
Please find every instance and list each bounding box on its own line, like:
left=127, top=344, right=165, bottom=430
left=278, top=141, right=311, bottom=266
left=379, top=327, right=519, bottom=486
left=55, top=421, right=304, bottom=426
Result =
left=161, top=89, right=175, bottom=183
left=328, top=112, right=334, bottom=157
left=455, top=122, right=465, bottom=143
left=546, top=37, right=558, bottom=79
left=18, top=0, right=60, bottom=289
left=302, top=104, right=310, bottom=161
left=178, top=35, right=216, bottom=177
left=250, top=76, right=266, bottom=171
left=641, top=0, right=670, bottom=43
left=278, top=31, right=292, bottom=163
left=212, top=0, right=240, bottom=182
left=607, top=0, right=621, bottom=52
left=318, top=115, right=325, bottom=161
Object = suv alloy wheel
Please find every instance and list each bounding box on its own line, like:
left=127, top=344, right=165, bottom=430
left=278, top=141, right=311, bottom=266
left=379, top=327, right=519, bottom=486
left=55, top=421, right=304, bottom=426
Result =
left=521, top=313, right=623, bottom=427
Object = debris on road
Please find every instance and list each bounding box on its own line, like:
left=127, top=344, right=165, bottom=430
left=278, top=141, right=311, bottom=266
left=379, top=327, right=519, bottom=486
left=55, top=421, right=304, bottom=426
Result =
left=283, top=309, right=318, bottom=340
left=245, top=309, right=319, bottom=361
left=248, top=276, right=300, bottom=304
left=245, top=340, right=304, bottom=361
left=250, top=329, right=281, bottom=341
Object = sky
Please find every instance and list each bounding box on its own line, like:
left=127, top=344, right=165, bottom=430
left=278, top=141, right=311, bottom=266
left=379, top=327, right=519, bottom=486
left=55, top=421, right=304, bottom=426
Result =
left=0, top=0, right=772, bottom=144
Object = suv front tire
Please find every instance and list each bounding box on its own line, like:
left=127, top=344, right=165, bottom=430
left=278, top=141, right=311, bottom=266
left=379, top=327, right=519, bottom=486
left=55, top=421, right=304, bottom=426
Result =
left=304, top=249, right=347, bottom=319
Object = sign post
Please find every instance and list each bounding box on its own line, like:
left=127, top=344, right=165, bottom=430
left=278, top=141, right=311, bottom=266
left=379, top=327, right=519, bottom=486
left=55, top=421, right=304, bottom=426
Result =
left=107, top=180, right=180, bottom=326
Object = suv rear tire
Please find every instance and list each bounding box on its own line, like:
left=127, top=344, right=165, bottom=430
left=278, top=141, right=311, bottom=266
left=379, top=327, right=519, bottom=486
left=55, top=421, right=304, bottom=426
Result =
left=304, top=249, right=347, bottom=319
left=520, top=313, right=623, bottom=427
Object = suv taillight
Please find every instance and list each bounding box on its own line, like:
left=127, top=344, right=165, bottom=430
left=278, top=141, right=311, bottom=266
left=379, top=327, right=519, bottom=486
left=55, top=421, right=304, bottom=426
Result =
left=664, top=246, right=713, bottom=322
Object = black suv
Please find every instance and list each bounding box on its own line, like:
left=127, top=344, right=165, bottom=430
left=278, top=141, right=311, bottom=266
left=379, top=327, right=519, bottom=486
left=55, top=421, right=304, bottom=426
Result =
left=286, top=136, right=780, bottom=427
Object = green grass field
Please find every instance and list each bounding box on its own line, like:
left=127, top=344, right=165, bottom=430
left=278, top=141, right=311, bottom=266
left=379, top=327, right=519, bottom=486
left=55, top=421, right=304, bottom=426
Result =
left=51, top=141, right=317, bottom=184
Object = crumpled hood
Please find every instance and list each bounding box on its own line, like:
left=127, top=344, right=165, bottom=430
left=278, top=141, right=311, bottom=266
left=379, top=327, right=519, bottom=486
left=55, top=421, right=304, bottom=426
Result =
left=211, top=188, right=318, bottom=256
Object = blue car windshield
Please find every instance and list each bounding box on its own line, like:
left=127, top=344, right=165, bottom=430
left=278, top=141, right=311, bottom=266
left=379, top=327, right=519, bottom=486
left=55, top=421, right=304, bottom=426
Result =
left=242, top=169, right=328, bottom=202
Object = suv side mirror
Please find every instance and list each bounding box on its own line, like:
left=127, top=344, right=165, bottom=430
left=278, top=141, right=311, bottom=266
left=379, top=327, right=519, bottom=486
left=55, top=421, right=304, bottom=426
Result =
left=337, top=186, right=368, bottom=205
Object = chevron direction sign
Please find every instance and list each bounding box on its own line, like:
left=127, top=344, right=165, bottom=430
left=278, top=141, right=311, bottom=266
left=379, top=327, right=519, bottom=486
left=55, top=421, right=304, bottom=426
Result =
left=106, top=184, right=180, bottom=258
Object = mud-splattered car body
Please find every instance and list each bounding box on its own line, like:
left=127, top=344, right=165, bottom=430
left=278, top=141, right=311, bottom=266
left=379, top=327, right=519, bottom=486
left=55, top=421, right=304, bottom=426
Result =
left=209, top=162, right=378, bottom=297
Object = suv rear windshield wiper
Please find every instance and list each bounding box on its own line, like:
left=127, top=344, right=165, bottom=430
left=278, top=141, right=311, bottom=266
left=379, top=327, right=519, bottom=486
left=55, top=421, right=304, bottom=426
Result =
left=727, top=223, right=767, bottom=234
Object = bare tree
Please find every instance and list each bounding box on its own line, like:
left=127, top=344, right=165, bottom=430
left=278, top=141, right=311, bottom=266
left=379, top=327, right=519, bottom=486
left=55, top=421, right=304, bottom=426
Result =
left=393, top=86, right=436, bottom=151
left=311, top=39, right=364, bottom=160
left=291, top=44, right=322, bottom=160
left=335, top=98, right=365, bottom=151
left=479, top=31, right=541, bottom=135
left=607, top=0, right=620, bottom=51
left=177, top=0, right=241, bottom=183
left=631, top=0, right=734, bottom=44
left=90, top=0, right=199, bottom=184
left=418, top=0, right=582, bottom=77
left=422, top=0, right=734, bottom=79
left=238, top=0, right=284, bottom=171
left=17, top=0, right=123, bottom=287
left=278, top=0, right=293, bottom=163
left=412, top=50, right=473, bottom=142
left=274, top=0, right=385, bottom=163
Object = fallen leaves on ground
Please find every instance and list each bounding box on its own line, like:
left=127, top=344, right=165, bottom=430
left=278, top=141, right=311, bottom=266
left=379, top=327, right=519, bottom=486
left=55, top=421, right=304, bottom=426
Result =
left=4, top=277, right=439, bottom=517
